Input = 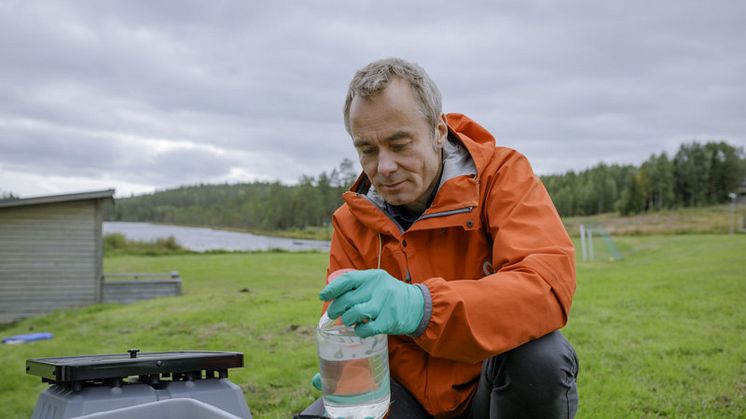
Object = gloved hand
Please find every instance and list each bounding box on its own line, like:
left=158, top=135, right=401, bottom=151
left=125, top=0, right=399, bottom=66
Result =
left=311, top=372, right=322, bottom=391
left=319, top=269, right=425, bottom=337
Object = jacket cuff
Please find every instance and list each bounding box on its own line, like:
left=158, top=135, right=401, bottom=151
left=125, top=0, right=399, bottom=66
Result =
left=409, top=283, right=432, bottom=338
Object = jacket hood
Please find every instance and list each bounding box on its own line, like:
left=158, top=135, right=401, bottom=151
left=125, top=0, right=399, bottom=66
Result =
left=443, top=113, right=496, bottom=176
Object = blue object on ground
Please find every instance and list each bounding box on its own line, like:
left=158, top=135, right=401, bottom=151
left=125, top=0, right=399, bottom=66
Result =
left=2, top=332, right=54, bottom=344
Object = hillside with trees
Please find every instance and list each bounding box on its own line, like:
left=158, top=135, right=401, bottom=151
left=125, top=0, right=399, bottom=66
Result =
left=105, top=159, right=358, bottom=232
left=542, top=141, right=744, bottom=216
left=106, top=141, right=745, bottom=230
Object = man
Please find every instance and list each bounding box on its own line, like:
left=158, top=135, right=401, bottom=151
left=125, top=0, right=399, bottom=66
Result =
left=303, top=58, right=579, bottom=418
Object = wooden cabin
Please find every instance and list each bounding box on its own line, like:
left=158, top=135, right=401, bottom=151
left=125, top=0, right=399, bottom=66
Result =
left=0, top=190, right=114, bottom=323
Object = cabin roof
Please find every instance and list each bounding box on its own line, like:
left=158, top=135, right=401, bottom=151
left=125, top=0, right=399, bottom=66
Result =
left=0, top=189, right=115, bottom=209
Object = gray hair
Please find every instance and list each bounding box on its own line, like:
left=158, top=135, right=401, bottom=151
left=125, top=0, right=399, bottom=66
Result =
left=343, top=58, right=442, bottom=134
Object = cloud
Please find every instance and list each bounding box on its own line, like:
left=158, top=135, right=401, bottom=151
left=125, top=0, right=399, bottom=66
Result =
left=0, top=1, right=744, bottom=196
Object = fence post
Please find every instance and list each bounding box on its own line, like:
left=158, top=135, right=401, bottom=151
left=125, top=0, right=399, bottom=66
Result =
left=588, top=225, right=595, bottom=261
left=729, top=192, right=737, bottom=235
left=580, top=224, right=587, bottom=261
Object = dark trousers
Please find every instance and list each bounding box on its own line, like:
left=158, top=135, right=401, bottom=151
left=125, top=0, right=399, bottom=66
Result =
left=301, top=331, right=579, bottom=418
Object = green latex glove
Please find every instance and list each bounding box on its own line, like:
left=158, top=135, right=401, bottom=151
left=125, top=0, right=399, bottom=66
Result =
left=311, top=372, right=322, bottom=391
left=320, top=269, right=425, bottom=337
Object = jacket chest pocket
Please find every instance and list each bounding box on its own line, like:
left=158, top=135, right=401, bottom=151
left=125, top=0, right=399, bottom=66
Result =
left=407, top=229, right=492, bottom=281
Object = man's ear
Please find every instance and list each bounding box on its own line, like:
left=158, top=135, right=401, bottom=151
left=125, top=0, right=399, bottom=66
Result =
left=435, top=114, right=448, bottom=147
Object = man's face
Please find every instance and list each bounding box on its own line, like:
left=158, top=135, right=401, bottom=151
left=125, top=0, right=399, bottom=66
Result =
left=348, top=78, right=447, bottom=212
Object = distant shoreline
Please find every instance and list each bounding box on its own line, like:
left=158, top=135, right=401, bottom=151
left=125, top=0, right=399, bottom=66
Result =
left=103, top=221, right=330, bottom=253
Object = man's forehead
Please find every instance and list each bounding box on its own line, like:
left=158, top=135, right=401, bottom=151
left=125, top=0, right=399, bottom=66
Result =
left=350, top=96, right=426, bottom=137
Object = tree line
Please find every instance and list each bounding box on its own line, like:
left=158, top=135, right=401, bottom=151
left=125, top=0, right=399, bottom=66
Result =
left=105, top=141, right=744, bottom=229
left=542, top=141, right=745, bottom=216
left=105, top=159, right=358, bottom=231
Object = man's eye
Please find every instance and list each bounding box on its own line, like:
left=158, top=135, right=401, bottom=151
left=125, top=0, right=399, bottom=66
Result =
left=360, top=148, right=377, bottom=155
left=391, top=142, right=409, bottom=151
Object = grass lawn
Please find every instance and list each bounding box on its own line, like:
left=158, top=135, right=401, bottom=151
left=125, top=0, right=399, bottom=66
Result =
left=1, top=235, right=744, bottom=418
left=568, top=234, right=745, bottom=417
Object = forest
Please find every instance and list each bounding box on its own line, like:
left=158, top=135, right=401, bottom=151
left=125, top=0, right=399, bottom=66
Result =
left=105, top=159, right=357, bottom=231
left=543, top=141, right=744, bottom=216
left=104, top=141, right=745, bottom=229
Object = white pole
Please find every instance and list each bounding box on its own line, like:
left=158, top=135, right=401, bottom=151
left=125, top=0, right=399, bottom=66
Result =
left=729, top=193, right=737, bottom=235
left=580, top=224, right=587, bottom=261
left=588, top=226, right=595, bottom=261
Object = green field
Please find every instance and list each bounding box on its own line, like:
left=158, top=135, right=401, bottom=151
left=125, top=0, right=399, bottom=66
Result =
left=1, top=235, right=744, bottom=418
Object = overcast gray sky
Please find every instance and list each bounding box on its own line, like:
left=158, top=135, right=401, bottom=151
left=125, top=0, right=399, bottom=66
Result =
left=1, top=0, right=744, bottom=198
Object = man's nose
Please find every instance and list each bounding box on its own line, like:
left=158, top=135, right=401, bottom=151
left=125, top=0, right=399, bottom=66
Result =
left=377, top=150, right=397, bottom=176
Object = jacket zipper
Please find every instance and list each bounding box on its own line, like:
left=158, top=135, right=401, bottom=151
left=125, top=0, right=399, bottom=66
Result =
left=359, top=195, right=472, bottom=283
left=417, top=206, right=473, bottom=221
left=360, top=194, right=474, bottom=231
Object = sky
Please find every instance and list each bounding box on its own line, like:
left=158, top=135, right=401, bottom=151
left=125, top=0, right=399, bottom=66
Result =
left=1, top=0, right=745, bottom=198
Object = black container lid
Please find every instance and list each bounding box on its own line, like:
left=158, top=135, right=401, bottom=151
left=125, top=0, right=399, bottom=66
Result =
left=26, top=350, right=243, bottom=384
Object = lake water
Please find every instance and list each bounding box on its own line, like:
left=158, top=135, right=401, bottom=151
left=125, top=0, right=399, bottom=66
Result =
left=103, top=222, right=330, bottom=252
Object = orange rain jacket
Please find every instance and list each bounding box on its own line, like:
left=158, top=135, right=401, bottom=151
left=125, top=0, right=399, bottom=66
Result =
left=326, top=113, right=576, bottom=418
